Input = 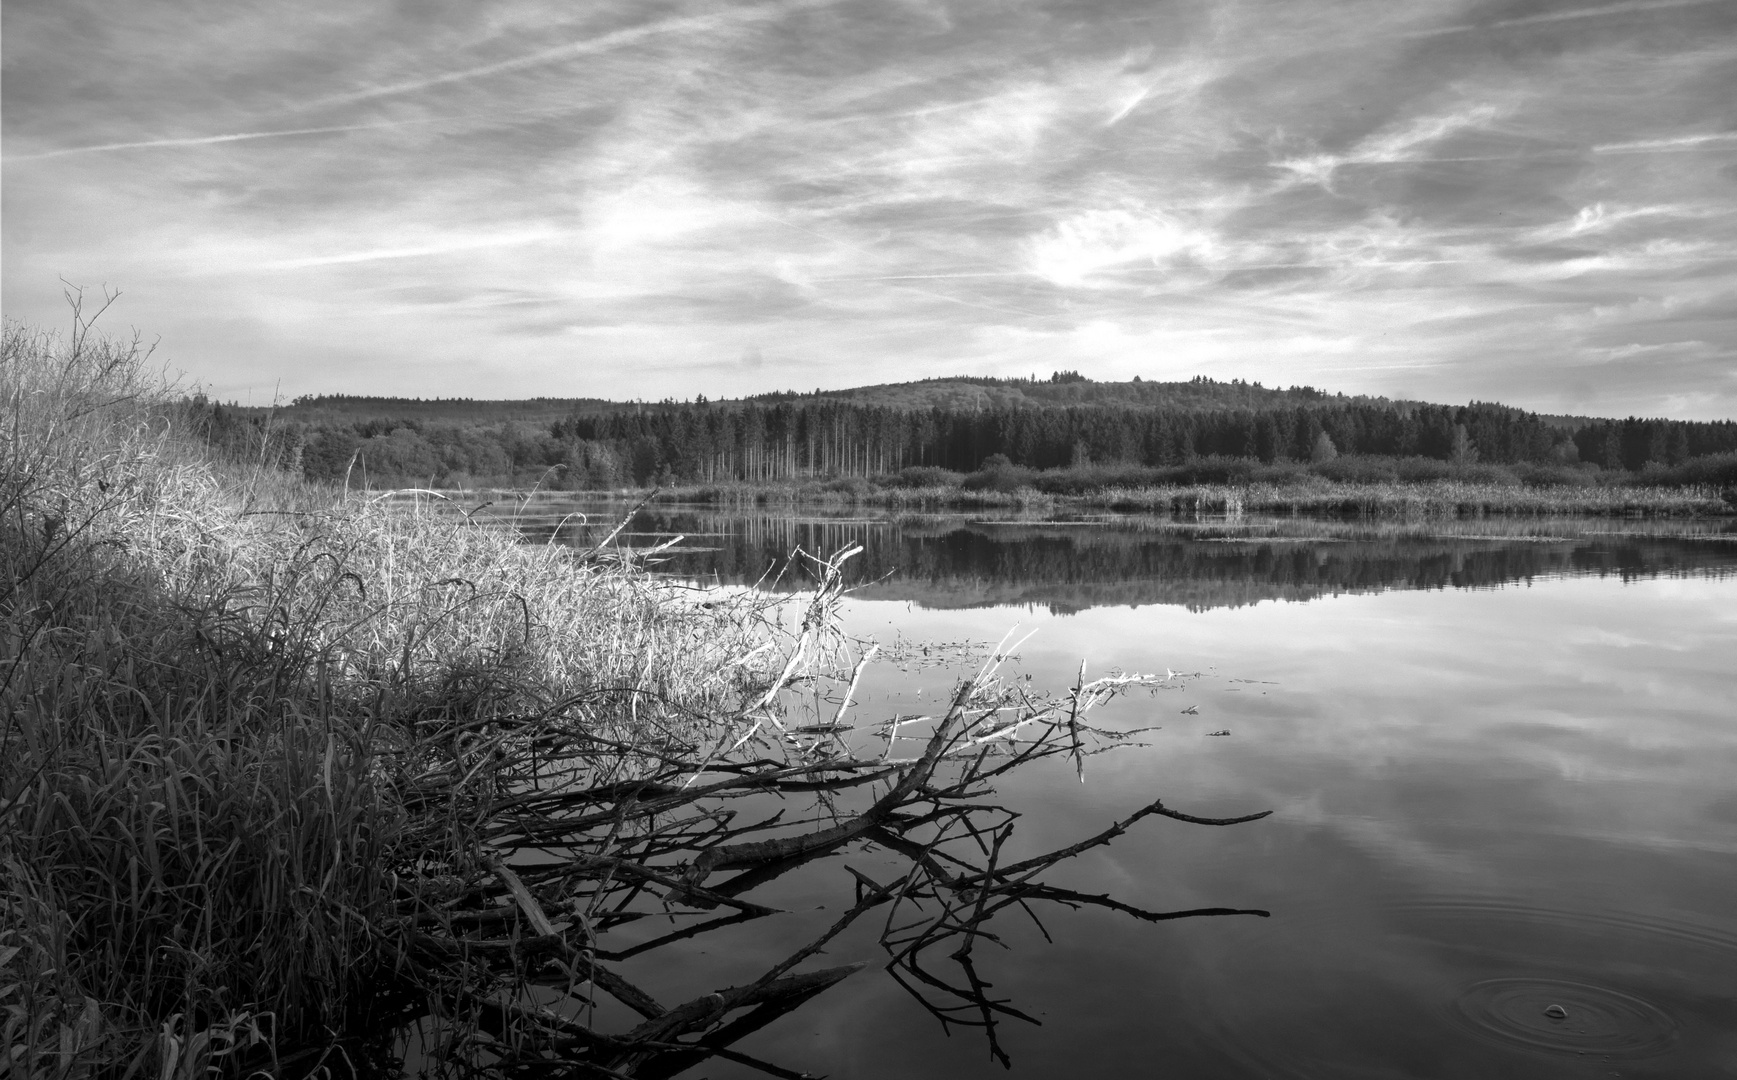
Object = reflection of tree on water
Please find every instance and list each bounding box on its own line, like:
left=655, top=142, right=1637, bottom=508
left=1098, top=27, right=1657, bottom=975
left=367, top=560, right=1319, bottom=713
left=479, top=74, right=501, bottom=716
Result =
left=521, top=506, right=1737, bottom=613
left=380, top=558, right=1269, bottom=1078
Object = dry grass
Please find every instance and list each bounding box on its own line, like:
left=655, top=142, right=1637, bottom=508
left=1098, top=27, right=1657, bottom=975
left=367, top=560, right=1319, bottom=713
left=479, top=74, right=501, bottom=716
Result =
left=0, top=314, right=806, bottom=1076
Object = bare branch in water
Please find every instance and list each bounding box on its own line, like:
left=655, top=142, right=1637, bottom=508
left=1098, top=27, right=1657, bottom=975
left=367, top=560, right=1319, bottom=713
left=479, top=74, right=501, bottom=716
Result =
left=370, top=546, right=1269, bottom=1077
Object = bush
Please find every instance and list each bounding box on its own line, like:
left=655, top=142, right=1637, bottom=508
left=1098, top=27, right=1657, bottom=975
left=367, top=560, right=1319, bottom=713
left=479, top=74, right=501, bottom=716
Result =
left=1249, top=461, right=1309, bottom=484
left=1635, top=451, right=1737, bottom=487
left=1162, top=456, right=1259, bottom=485
left=962, top=461, right=1038, bottom=492
left=1511, top=461, right=1598, bottom=487
left=1311, top=454, right=1400, bottom=483
left=1395, top=456, right=1455, bottom=481
left=885, top=465, right=963, bottom=489
left=1029, top=463, right=1163, bottom=495
left=821, top=475, right=874, bottom=496
left=1446, top=462, right=1521, bottom=486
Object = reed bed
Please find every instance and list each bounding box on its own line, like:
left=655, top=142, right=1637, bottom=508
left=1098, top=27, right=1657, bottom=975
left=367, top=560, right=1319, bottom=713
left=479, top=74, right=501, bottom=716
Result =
left=3, top=314, right=1271, bottom=1077
left=1081, top=479, right=1729, bottom=517
left=0, top=315, right=808, bottom=1075
left=663, top=476, right=1728, bottom=517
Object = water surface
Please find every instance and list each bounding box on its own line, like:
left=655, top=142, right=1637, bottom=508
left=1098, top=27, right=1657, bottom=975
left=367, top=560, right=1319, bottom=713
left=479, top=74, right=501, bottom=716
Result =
left=513, top=502, right=1737, bottom=1077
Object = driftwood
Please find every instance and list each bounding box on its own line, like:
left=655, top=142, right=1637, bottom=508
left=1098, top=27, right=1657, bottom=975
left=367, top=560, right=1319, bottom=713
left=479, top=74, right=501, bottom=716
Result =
left=372, top=548, right=1271, bottom=1078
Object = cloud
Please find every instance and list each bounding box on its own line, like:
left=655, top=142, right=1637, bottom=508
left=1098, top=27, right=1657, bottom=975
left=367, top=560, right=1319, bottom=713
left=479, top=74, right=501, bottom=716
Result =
left=1275, top=103, right=1510, bottom=190
left=6, top=122, right=404, bottom=161
left=4, top=0, right=1735, bottom=418
left=1407, top=0, right=1735, bottom=37
left=583, top=179, right=746, bottom=254
left=1025, top=207, right=1219, bottom=287
left=1594, top=132, right=1737, bottom=154
left=259, top=230, right=568, bottom=270
left=302, top=1, right=840, bottom=111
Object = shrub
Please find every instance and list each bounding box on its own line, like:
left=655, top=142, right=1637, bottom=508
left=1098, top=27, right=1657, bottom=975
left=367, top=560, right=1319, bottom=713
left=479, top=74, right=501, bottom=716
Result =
left=885, top=465, right=963, bottom=489
left=962, top=461, right=1038, bottom=492
left=1249, top=461, right=1308, bottom=484
left=1511, top=462, right=1598, bottom=487
left=1029, top=463, right=1163, bottom=495
left=1634, top=451, right=1737, bottom=487
left=1394, top=456, right=1455, bottom=482
left=1166, top=456, right=1259, bottom=485
left=1311, top=454, right=1400, bottom=483
left=1446, top=462, right=1521, bottom=486
left=821, top=475, right=874, bottom=496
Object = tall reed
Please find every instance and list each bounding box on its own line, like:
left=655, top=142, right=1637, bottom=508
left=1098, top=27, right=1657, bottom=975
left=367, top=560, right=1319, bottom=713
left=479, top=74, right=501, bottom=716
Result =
left=1, top=312, right=802, bottom=1076
left=674, top=475, right=1729, bottom=516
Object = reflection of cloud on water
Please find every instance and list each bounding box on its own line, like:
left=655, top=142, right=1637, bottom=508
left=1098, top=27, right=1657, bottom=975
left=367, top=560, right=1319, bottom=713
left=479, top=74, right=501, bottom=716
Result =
left=979, top=573, right=1737, bottom=867
left=810, top=538, right=1737, bottom=1076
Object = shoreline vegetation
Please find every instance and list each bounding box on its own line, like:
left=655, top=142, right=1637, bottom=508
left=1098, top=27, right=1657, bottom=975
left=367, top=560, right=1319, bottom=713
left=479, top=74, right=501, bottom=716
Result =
left=433, top=466, right=1737, bottom=518
left=227, top=419, right=1737, bottom=521
left=207, top=374, right=1737, bottom=521
left=2, top=316, right=1272, bottom=1078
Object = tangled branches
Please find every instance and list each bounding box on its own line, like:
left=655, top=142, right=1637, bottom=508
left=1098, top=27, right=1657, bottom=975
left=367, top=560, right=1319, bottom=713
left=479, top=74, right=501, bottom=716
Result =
left=369, top=548, right=1270, bottom=1078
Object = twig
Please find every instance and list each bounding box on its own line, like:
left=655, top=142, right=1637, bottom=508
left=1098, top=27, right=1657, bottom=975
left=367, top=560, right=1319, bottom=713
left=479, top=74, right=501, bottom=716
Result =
left=580, top=488, right=661, bottom=562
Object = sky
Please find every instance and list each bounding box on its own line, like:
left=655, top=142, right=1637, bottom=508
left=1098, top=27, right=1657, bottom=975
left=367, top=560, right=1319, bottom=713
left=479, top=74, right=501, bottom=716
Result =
left=4, top=0, right=1736, bottom=417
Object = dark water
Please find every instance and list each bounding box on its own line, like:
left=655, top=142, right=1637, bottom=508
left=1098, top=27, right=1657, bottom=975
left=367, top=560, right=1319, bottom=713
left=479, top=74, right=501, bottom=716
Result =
left=514, top=502, right=1737, bottom=611
left=511, top=501, right=1737, bottom=1078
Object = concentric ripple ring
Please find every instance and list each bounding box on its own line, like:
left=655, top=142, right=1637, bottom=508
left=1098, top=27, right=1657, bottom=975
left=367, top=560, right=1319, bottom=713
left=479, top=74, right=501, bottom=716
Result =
left=1450, top=977, right=1680, bottom=1059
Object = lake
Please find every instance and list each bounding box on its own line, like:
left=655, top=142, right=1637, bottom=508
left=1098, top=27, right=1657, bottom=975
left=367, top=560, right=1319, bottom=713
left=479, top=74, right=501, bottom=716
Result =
left=506, top=501, right=1737, bottom=1078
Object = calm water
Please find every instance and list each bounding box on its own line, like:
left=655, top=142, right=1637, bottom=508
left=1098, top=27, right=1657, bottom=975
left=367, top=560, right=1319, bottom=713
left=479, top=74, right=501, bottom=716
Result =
left=514, top=502, right=1737, bottom=1078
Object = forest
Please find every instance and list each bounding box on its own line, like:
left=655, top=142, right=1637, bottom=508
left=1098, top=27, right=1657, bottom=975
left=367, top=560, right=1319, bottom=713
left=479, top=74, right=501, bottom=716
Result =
left=201, top=374, right=1737, bottom=491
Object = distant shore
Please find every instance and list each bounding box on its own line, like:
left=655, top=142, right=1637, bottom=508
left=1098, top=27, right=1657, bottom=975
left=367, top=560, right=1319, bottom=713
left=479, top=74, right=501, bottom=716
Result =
left=412, top=468, right=1737, bottom=519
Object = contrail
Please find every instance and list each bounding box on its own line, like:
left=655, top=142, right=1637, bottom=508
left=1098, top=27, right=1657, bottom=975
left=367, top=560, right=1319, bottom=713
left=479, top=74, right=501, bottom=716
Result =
left=262, top=230, right=566, bottom=270
left=1595, top=132, right=1737, bottom=153
left=1404, top=0, right=1732, bottom=37
left=8, top=122, right=392, bottom=161
left=306, top=0, right=848, bottom=110
left=8, top=106, right=561, bottom=163
left=813, top=272, right=1033, bottom=281
left=1483, top=0, right=1732, bottom=29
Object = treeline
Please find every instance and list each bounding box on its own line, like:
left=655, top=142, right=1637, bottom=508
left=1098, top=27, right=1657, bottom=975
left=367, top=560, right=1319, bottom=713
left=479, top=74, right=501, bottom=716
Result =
left=1569, top=417, right=1736, bottom=473
left=746, top=373, right=1353, bottom=412
left=556, top=400, right=1575, bottom=481
left=192, top=392, right=1737, bottom=490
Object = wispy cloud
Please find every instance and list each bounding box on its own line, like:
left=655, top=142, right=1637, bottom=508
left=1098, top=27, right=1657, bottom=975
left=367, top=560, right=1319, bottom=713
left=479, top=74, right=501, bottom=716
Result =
left=1404, top=0, right=1735, bottom=37
left=1594, top=132, right=1737, bottom=153
left=4, top=0, right=1735, bottom=417
left=1276, top=103, right=1510, bottom=190
left=4, top=114, right=478, bottom=161
left=260, top=230, right=568, bottom=270
left=8, top=123, right=381, bottom=161
left=303, top=0, right=842, bottom=111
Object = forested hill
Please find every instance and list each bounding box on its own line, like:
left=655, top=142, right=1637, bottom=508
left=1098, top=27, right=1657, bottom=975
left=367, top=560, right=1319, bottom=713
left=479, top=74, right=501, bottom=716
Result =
left=208, top=373, right=1737, bottom=490
left=272, top=395, right=612, bottom=425
left=744, top=372, right=1380, bottom=411
left=274, top=372, right=1370, bottom=420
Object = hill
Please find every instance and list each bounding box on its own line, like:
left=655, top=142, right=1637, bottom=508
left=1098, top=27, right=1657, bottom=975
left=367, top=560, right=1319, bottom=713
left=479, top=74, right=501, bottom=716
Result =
left=746, top=373, right=1388, bottom=412
left=255, top=373, right=1388, bottom=424
left=203, top=373, right=1737, bottom=493
left=266, top=394, right=612, bottom=425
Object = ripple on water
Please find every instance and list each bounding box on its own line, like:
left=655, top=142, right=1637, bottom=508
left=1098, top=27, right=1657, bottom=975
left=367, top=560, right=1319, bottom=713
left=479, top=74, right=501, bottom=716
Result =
left=1449, top=977, right=1679, bottom=1059
left=1387, top=896, right=1737, bottom=961
left=1196, top=895, right=1737, bottom=1078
